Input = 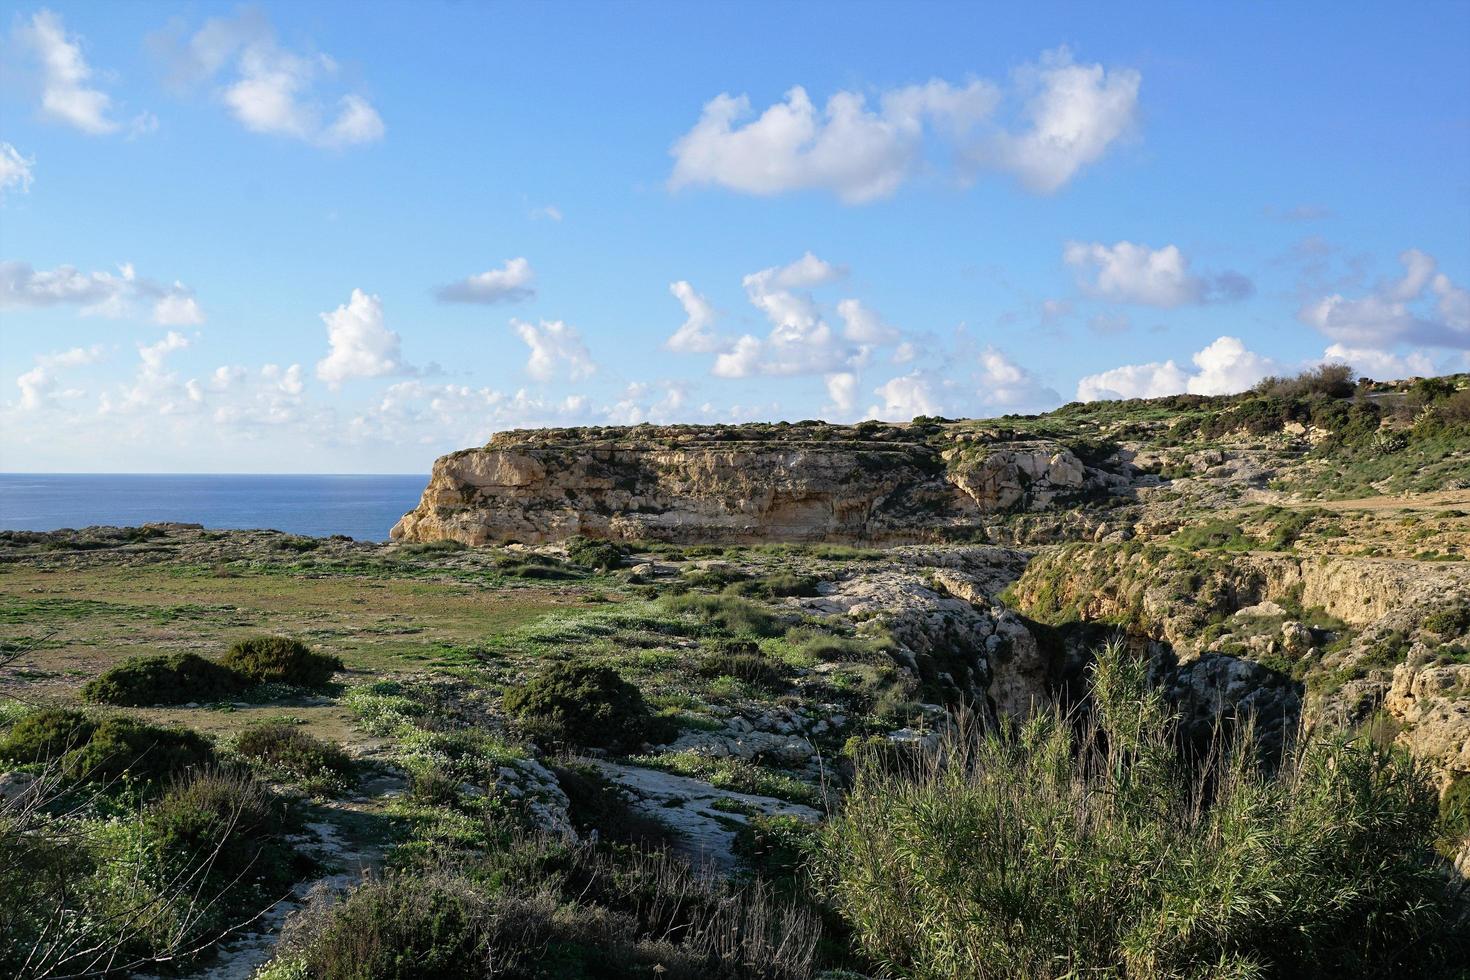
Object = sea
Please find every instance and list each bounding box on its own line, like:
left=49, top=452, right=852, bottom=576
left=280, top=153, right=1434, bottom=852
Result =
left=0, top=474, right=427, bottom=542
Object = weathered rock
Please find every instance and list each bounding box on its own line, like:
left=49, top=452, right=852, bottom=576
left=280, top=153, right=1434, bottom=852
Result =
left=392, top=423, right=1126, bottom=545
left=1385, top=660, right=1470, bottom=784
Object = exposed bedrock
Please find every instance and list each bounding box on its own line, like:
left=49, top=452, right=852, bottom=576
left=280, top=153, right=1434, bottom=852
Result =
left=391, top=423, right=1133, bottom=545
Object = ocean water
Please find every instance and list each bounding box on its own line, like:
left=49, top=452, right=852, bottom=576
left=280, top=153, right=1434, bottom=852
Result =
left=0, top=474, right=428, bottom=542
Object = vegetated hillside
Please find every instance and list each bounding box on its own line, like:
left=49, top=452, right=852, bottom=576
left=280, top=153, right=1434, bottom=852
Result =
left=1, top=368, right=1468, bottom=978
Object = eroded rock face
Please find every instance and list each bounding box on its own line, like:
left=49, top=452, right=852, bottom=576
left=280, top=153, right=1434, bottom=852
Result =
left=1386, top=660, right=1470, bottom=786
left=393, top=423, right=1127, bottom=545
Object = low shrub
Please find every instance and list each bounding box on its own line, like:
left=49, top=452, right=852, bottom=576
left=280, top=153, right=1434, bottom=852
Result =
left=824, top=641, right=1465, bottom=978
left=143, top=768, right=295, bottom=884
left=234, top=722, right=352, bottom=791
left=727, top=573, right=822, bottom=599
left=698, top=649, right=790, bottom=691
left=553, top=761, right=674, bottom=846
left=566, top=535, right=628, bottom=571
left=82, top=652, right=247, bottom=706
left=504, top=663, right=666, bottom=752
left=0, top=707, right=97, bottom=762
left=221, top=636, right=343, bottom=687
left=1170, top=519, right=1258, bottom=551
left=663, top=594, right=784, bottom=638
left=277, top=837, right=821, bottom=980
left=63, top=717, right=215, bottom=785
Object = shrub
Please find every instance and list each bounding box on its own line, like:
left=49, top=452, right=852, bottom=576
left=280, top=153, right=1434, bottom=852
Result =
left=0, top=707, right=97, bottom=762
left=503, top=663, right=665, bottom=752
left=234, top=722, right=352, bottom=790
left=63, top=717, right=214, bottom=785
left=1253, top=363, right=1356, bottom=400
left=727, top=573, right=822, bottom=599
left=143, top=768, right=294, bottom=884
left=566, top=535, right=628, bottom=571
left=699, top=652, right=789, bottom=691
left=824, top=641, right=1464, bottom=978
left=663, top=594, right=784, bottom=638
left=220, top=635, right=342, bottom=687
left=1170, top=519, right=1258, bottom=551
left=291, top=873, right=490, bottom=980
left=82, top=652, right=247, bottom=706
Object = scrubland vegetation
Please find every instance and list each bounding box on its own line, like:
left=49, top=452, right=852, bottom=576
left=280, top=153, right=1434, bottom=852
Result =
left=2, top=369, right=1468, bottom=977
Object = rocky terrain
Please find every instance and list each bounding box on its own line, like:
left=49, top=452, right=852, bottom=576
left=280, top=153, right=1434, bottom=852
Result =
left=3, top=369, right=1469, bottom=978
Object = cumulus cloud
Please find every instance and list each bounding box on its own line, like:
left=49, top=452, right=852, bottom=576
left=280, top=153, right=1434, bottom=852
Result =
left=1320, top=344, right=1436, bottom=381
left=1076, top=336, right=1278, bottom=401
left=709, top=253, right=874, bottom=378
left=14, top=344, right=105, bottom=410
left=868, top=370, right=946, bottom=420
left=435, top=257, right=535, bottom=304
left=670, top=78, right=998, bottom=204
left=0, top=143, right=35, bottom=199
left=1064, top=241, right=1252, bottom=307
left=0, top=260, right=205, bottom=324
left=13, top=10, right=121, bottom=134
left=665, top=281, right=724, bottom=354
left=837, top=299, right=900, bottom=345
left=148, top=10, right=383, bottom=148
left=824, top=372, right=858, bottom=415
left=980, top=46, right=1140, bottom=193
left=670, top=48, right=1138, bottom=203
left=1298, top=248, right=1469, bottom=348
left=976, top=347, right=1058, bottom=410
left=98, top=332, right=198, bottom=416
left=511, top=319, right=597, bottom=382
left=316, top=289, right=411, bottom=387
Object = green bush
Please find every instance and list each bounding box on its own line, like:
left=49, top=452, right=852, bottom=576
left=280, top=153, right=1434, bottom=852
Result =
left=663, top=594, right=784, bottom=637
left=504, top=663, right=665, bottom=752
left=1170, top=519, right=1258, bottom=551
left=727, top=573, right=822, bottom=599
left=0, top=707, right=97, bottom=762
left=566, top=535, right=628, bottom=571
left=824, top=641, right=1465, bottom=978
left=143, top=768, right=294, bottom=885
left=82, top=652, right=247, bottom=706
left=63, top=717, right=215, bottom=785
left=220, top=636, right=342, bottom=687
left=698, top=649, right=790, bottom=691
left=234, top=722, right=352, bottom=790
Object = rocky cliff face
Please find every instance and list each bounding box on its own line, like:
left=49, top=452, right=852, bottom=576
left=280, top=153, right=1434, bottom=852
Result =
left=392, top=422, right=1129, bottom=545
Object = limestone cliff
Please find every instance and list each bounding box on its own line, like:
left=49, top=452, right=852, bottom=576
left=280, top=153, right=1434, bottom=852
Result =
left=392, top=422, right=1129, bottom=545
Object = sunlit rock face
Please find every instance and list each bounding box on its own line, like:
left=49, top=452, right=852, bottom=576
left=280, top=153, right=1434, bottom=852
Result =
left=393, top=421, right=1123, bottom=546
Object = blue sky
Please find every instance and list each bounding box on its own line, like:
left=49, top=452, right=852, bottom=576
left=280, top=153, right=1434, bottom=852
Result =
left=1, top=1, right=1467, bottom=473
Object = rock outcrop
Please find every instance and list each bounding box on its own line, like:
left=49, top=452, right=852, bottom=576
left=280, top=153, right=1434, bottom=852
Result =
left=392, top=422, right=1130, bottom=545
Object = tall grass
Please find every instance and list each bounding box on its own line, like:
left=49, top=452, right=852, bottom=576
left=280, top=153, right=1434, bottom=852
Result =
left=823, top=641, right=1467, bottom=979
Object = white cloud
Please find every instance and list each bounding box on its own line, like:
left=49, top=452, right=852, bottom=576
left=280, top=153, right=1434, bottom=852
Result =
left=316, top=289, right=411, bottom=387
left=868, top=371, right=945, bottom=420
left=1320, top=344, right=1435, bottom=381
left=14, top=344, right=105, bottom=410
left=529, top=204, right=563, bottom=222
left=670, top=49, right=1140, bottom=203
left=713, top=253, right=862, bottom=377
left=152, top=289, right=205, bottom=326
left=0, top=260, right=204, bottom=323
left=511, top=319, right=597, bottom=382
left=976, top=347, right=1058, bottom=409
left=982, top=47, right=1139, bottom=193
left=837, top=298, right=900, bottom=344
left=0, top=144, right=35, bottom=199
left=669, top=78, right=998, bottom=204
left=1076, top=335, right=1278, bottom=401
left=14, top=10, right=120, bottom=134
left=665, top=281, right=724, bottom=354
left=824, top=372, right=858, bottom=415
left=98, top=332, right=198, bottom=416
left=1064, top=241, right=1251, bottom=307
left=151, top=10, right=383, bottom=149
left=436, top=257, right=536, bottom=304
left=1299, top=249, right=1470, bottom=348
